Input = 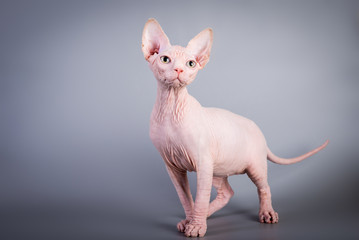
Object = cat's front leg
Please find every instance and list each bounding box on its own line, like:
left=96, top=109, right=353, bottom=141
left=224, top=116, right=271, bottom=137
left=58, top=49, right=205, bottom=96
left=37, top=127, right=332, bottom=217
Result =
left=185, top=159, right=213, bottom=237
left=165, top=166, right=194, bottom=232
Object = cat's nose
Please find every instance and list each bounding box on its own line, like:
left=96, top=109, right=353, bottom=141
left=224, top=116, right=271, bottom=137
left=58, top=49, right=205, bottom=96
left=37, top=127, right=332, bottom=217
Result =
left=174, top=68, right=183, bottom=74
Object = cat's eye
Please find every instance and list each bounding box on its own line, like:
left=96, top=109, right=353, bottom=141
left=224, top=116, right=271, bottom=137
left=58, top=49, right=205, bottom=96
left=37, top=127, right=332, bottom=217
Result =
left=160, top=55, right=171, bottom=64
left=186, top=60, right=196, bottom=68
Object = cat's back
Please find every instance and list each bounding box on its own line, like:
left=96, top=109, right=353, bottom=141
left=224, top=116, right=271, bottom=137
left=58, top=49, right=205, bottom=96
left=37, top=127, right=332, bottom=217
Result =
left=204, top=107, right=254, bottom=127
left=204, top=106, right=266, bottom=147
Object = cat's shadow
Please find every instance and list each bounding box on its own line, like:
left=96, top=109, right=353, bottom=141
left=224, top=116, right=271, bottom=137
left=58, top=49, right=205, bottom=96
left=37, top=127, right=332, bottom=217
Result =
left=154, top=206, right=258, bottom=238
left=209, top=209, right=257, bottom=236
left=210, top=205, right=258, bottom=222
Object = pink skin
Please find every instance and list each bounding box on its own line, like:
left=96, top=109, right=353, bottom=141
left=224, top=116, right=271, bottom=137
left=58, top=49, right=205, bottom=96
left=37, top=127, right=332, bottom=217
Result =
left=142, top=18, right=329, bottom=238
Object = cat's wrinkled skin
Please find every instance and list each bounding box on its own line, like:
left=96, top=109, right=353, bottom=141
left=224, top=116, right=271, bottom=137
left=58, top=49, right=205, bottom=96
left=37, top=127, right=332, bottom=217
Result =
left=142, top=18, right=328, bottom=238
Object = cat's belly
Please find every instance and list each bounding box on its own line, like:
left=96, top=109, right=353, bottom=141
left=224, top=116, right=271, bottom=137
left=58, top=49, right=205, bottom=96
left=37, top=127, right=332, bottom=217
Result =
left=212, top=160, right=247, bottom=177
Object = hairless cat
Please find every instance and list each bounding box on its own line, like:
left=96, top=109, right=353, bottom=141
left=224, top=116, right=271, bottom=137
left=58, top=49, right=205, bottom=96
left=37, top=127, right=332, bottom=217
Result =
left=141, top=18, right=328, bottom=238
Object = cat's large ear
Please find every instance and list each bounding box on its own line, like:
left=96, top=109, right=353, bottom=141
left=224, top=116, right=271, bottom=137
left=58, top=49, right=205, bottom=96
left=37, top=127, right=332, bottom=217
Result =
left=186, top=28, right=213, bottom=69
left=142, top=18, right=171, bottom=61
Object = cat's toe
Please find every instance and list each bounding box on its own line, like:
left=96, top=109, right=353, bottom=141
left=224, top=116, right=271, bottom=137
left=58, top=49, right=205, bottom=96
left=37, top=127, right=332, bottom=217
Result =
left=259, top=209, right=279, bottom=224
left=184, top=222, right=207, bottom=237
left=177, top=219, right=190, bottom=232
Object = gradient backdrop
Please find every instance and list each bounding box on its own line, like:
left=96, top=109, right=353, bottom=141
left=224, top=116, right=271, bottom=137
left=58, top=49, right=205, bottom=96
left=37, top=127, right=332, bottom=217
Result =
left=1, top=0, right=358, bottom=239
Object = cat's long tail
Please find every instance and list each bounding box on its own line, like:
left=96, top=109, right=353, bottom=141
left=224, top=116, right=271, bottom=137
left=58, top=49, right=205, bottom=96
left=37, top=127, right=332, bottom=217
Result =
left=267, top=140, right=329, bottom=165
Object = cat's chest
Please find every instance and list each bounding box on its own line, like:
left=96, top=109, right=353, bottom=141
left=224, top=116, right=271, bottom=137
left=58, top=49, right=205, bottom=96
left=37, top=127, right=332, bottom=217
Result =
left=150, top=119, right=198, bottom=172
left=150, top=118, right=192, bottom=149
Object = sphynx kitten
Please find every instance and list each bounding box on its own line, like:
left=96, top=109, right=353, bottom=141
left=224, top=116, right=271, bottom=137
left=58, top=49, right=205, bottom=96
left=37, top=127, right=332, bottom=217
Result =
left=142, top=18, right=328, bottom=237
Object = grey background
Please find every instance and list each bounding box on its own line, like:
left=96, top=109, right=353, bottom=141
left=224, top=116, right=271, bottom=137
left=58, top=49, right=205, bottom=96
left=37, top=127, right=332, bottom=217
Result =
left=1, top=0, right=358, bottom=239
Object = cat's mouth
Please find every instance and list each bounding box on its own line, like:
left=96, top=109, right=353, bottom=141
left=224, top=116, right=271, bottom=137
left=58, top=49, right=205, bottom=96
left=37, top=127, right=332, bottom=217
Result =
left=174, top=77, right=186, bottom=86
left=176, top=77, right=184, bottom=83
left=171, top=79, right=184, bottom=87
left=161, top=73, right=188, bottom=87
left=163, top=77, right=186, bottom=87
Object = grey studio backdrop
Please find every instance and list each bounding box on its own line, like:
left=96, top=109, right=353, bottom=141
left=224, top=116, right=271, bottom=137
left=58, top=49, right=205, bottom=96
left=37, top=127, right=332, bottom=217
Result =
left=1, top=1, right=358, bottom=239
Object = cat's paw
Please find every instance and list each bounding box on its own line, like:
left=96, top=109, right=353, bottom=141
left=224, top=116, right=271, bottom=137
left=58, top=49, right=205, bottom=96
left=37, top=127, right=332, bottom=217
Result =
left=184, top=221, right=207, bottom=237
left=259, top=209, right=279, bottom=224
left=177, top=218, right=191, bottom=232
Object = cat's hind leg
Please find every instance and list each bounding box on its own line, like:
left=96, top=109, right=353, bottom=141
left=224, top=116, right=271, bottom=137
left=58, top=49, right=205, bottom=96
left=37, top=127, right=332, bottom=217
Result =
left=207, top=176, right=234, bottom=217
left=247, top=162, right=279, bottom=224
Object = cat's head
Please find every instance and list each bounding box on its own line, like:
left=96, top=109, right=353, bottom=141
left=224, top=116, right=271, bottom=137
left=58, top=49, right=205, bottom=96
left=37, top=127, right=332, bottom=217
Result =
left=142, top=18, right=213, bottom=88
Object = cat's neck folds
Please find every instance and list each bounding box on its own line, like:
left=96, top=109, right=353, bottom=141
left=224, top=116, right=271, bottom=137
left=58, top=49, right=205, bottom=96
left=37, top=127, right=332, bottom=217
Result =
left=153, top=83, right=189, bottom=123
